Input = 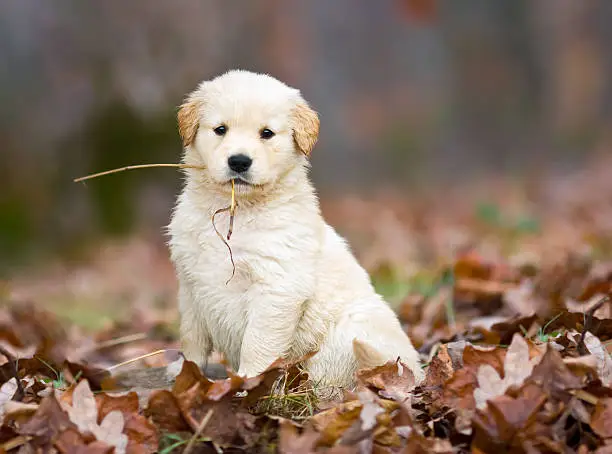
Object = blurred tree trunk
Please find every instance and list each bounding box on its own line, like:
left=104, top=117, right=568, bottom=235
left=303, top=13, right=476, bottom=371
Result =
left=530, top=0, right=607, bottom=145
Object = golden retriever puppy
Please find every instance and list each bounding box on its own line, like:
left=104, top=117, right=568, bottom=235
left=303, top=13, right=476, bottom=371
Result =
left=168, top=70, right=423, bottom=394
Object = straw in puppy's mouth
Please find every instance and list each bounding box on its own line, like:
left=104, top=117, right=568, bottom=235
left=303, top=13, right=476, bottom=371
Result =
left=231, top=177, right=253, bottom=189
left=228, top=178, right=237, bottom=240
left=212, top=178, right=238, bottom=284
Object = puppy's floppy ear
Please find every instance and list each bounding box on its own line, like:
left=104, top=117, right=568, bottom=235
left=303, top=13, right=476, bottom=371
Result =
left=291, top=100, right=320, bottom=157
left=177, top=98, right=202, bottom=147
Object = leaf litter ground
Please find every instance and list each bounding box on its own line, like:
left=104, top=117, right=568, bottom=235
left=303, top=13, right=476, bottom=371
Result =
left=3, top=154, right=612, bottom=453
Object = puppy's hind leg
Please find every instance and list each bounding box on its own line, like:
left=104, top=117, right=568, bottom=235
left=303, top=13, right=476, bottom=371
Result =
left=352, top=338, right=388, bottom=369
left=343, top=302, right=425, bottom=384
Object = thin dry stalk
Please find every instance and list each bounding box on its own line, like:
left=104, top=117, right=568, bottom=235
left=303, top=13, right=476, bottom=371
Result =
left=212, top=209, right=236, bottom=285
left=211, top=178, right=238, bottom=284
left=76, top=333, right=148, bottom=357
left=104, top=349, right=179, bottom=372
left=228, top=178, right=237, bottom=240
left=1, top=436, right=32, bottom=451
left=183, top=409, right=214, bottom=454
left=73, top=163, right=206, bottom=183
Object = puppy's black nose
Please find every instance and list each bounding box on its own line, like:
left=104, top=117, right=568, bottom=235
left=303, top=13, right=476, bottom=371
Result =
left=228, top=154, right=252, bottom=173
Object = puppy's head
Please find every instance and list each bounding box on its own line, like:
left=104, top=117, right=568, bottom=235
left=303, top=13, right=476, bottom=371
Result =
left=178, top=70, right=319, bottom=194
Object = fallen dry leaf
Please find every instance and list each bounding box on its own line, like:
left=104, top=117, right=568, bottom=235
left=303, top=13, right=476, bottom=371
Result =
left=403, top=432, right=454, bottom=453
left=473, top=333, right=541, bottom=409
left=591, top=398, right=612, bottom=439
left=0, top=378, right=18, bottom=423
left=356, top=360, right=416, bottom=402
left=584, top=331, right=612, bottom=386
left=472, top=383, right=548, bottom=453
left=96, top=392, right=139, bottom=421
left=2, top=401, right=38, bottom=424
left=443, top=344, right=507, bottom=411
left=311, top=400, right=363, bottom=446
left=144, top=389, right=190, bottom=432
left=18, top=395, right=78, bottom=450
left=97, top=392, right=157, bottom=454
left=54, top=427, right=113, bottom=453
left=424, top=344, right=455, bottom=388
left=528, top=346, right=584, bottom=397
left=278, top=419, right=319, bottom=454
left=62, top=380, right=128, bottom=454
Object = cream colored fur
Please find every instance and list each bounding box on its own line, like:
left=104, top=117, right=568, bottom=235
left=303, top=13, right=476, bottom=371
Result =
left=168, top=70, right=424, bottom=394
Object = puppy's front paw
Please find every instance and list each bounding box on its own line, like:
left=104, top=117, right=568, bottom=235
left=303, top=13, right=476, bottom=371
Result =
left=166, top=357, right=185, bottom=380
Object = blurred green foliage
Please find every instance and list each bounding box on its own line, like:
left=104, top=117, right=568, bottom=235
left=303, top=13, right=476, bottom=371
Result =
left=0, top=98, right=181, bottom=274
left=85, top=101, right=178, bottom=235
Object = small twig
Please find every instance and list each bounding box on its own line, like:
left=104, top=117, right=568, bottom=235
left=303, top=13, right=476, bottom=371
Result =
left=0, top=346, right=25, bottom=401
left=212, top=206, right=236, bottom=284
left=89, top=333, right=148, bottom=351
left=569, top=389, right=599, bottom=405
left=578, top=295, right=610, bottom=355
left=73, top=163, right=206, bottom=183
left=183, top=409, right=214, bottom=454
left=104, top=349, right=179, bottom=373
left=1, top=436, right=32, bottom=451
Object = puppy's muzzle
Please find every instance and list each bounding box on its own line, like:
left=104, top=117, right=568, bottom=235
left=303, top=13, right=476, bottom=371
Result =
left=228, top=154, right=252, bottom=173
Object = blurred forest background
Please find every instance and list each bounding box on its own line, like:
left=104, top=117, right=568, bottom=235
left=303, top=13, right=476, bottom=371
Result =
left=1, top=0, right=612, bottom=285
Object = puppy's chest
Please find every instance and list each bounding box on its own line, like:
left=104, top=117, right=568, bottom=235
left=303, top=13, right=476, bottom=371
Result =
left=174, top=208, right=309, bottom=354
left=174, top=208, right=304, bottom=290
left=173, top=217, right=256, bottom=338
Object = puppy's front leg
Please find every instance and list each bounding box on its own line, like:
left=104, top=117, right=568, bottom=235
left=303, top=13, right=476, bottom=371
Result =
left=177, top=280, right=212, bottom=369
left=237, top=288, right=305, bottom=378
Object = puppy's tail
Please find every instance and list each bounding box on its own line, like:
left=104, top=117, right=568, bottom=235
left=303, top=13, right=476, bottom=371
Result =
left=352, top=338, right=389, bottom=370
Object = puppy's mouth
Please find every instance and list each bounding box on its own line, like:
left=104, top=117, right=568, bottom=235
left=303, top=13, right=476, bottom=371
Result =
left=221, top=177, right=257, bottom=195
left=232, top=178, right=252, bottom=186
left=226, top=174, right=258, bottom=187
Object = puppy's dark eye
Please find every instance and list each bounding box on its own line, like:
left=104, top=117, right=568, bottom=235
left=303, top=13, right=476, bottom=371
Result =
left=260, top=128, right=275, bottom=140
left=213, top=125, right=227, bottom=136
